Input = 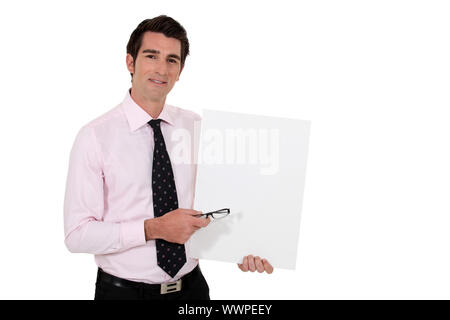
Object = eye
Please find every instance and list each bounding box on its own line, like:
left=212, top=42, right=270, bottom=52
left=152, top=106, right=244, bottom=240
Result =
left=168, top=59, right=178, bottom=64
left=146, top=55, right=156, bottom=59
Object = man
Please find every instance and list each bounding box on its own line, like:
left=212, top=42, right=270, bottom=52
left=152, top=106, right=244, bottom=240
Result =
left=64, top=15, right=273, bottom=301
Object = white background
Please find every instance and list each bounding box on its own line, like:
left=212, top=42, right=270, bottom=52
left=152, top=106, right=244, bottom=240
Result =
left=0, top=0, right=449, bottom=299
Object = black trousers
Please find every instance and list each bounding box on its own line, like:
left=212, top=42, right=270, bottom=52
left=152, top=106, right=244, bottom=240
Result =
left=94, top=265, right=210, bottom=300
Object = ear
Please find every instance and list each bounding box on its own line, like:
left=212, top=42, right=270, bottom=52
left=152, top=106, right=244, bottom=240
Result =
left=126, top=54, right=135, bottom=75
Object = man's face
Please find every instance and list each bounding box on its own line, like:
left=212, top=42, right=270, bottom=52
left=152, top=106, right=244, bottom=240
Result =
left=127, top=31, right=183, bottom=103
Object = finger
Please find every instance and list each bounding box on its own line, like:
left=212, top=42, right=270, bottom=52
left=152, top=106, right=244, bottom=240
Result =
left=254, top=256, right=264, bottom=273
left=262, top=259, right=274, bottom=274
left=180, top=209, right=203, bottom=216
left=238, top=263, right=248, bottom=272
left=191, top=216, right=210, bottom=228
left=247, top=255, right=256, bottom=272
left=240, top=256, right=249, bottom=271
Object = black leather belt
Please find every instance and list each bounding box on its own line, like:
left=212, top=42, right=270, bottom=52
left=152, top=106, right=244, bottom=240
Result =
left=96, top=265, right=201, bottom=295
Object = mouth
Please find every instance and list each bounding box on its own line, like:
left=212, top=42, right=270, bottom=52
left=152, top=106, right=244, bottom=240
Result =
left=149, top=78, right=168, bottom=86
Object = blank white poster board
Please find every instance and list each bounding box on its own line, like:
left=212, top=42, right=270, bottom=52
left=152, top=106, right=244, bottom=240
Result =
left=187, top=109, right=310, bottom=270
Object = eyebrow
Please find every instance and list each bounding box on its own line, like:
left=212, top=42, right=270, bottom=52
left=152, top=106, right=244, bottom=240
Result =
left=142, top=49, right=181, bottom=61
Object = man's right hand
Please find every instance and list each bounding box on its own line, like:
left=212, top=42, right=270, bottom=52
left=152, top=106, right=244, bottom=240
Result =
left=144, top=209, right=210, bottom=244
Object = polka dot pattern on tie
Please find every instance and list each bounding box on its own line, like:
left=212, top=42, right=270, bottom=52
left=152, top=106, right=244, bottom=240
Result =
left=149, top=119, right=186, bottom=278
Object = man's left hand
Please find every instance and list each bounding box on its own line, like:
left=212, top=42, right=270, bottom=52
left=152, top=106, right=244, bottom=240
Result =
left=238, top=255, right=273, bottom=274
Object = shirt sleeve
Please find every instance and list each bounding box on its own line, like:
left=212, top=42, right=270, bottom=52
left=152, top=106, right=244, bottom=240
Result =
left=63, top=125, right=146, bottom=254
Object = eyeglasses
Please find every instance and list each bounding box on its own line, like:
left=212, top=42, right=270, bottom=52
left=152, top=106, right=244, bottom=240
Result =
left=195, top=208, right=230, bottom=220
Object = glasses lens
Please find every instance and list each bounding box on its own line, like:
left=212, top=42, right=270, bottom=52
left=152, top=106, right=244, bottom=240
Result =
left=211, top=212, right=229, bottom=219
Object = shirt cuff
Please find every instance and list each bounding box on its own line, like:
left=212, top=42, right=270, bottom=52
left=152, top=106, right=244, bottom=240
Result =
left=120, top=219, right=147, bottom=250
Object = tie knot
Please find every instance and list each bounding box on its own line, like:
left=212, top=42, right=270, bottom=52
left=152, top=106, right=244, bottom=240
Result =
left=148, top=119, right=162, bottom=129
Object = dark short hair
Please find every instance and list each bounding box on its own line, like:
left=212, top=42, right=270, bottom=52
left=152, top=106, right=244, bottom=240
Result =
left=126, top=15, right=190, bottom=77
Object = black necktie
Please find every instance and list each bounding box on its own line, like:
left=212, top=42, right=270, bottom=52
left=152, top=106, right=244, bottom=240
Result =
left=149, top=119, right=186, bottom=278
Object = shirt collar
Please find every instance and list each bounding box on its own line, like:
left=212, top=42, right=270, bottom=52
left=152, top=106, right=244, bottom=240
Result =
left=121, top=89, right=175, bottom=132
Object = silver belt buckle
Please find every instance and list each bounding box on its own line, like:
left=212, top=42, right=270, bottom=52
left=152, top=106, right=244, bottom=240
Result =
left=160, top=279, right=182, bottom=294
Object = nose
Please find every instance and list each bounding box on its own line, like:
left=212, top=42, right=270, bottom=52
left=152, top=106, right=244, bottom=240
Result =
left=154, top=58, right=168, bottom=77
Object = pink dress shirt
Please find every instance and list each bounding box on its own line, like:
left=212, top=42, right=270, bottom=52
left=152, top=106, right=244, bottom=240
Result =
left=64, top=90, right=201, bottom=284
